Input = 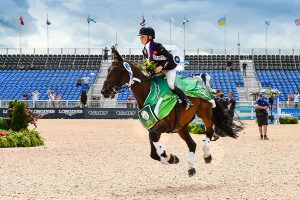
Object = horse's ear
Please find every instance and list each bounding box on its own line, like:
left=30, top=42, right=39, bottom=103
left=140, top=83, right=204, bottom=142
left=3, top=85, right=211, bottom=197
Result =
left=111, top=46, right=123, bottom=62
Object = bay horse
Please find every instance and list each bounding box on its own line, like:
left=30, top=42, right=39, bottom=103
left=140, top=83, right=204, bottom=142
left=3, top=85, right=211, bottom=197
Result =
left=101, top=48, right=243, bottom=177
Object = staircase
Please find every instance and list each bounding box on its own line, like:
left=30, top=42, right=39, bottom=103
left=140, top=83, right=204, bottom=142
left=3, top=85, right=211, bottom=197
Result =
left=238, top=60, right=261, bottom=101
left=88, top=61, right=118, bottom=108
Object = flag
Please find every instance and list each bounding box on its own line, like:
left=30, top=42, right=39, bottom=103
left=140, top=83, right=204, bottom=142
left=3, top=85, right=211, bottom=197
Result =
left=182, top=15, right=189, bottom=25
left=170, top=16, right=174, bottom=23
left=217, top=17, right=226, bottom=26
left=295, top=19, right=300, bottom=26
left=19, top=16, right=24, bottom=26
left=47, top=19, right=51, bottom=25
left=87, top=16, right=96, bottom=23
left=140, top=15, right=145, bottom=27
left=265, top=16, right=270, bottom=26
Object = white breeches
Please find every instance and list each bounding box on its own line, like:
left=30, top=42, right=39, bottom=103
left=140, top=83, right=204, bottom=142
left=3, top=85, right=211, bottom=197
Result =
left=162, top=68, right=177, bottom=90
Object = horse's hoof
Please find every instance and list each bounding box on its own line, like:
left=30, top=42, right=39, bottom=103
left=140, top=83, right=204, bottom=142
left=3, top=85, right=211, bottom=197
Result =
left=168, top=154, right=179, bottom=164
left=188, top=168, right=196, bottom=177
left=204, top=155, right=212, bottom=164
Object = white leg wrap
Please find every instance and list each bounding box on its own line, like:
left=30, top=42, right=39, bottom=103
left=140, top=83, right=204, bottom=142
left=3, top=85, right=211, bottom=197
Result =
left=203, top=137, right=211, bottom=158
left=187, top=152, right=195, bottom=169
left=153, top=142, right=169, bottom=165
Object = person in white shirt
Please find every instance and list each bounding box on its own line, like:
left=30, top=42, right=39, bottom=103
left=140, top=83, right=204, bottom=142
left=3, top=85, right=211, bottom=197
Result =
left=32, top=90, right=40, bottom=107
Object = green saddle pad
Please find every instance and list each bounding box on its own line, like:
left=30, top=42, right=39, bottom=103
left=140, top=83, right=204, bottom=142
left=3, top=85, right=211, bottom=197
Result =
left=138, top=75, right=213, bottom=129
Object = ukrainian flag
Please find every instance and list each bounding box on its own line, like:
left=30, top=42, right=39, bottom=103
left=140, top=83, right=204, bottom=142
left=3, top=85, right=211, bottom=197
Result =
left=217, top=17, right=226, bottom=26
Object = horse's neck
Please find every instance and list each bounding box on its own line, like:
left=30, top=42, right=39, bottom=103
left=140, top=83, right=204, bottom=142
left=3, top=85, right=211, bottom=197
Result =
left=130, top=66, right=150, bottom=108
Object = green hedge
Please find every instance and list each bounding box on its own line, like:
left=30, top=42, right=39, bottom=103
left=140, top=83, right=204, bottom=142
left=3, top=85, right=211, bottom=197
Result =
left=0, top=129, right=44, bottom=148
left=188, top=123, right=205, bottom=134
left=279, top=117, right=299, bottom=124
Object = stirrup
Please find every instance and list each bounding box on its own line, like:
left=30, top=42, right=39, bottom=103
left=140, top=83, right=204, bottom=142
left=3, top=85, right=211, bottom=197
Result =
left=185, top=99, right=193, bottom=110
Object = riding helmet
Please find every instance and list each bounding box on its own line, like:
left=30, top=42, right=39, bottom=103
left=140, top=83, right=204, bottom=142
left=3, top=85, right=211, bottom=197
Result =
left=138, top=27, right=155, bottom=39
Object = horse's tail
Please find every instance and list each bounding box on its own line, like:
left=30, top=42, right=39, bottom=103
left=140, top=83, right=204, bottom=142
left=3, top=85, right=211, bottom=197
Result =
left=212, top=99, right=243, bottom=138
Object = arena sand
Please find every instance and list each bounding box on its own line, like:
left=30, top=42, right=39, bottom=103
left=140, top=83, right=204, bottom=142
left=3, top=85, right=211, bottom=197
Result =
left=0, top=119, right=299, bottom=200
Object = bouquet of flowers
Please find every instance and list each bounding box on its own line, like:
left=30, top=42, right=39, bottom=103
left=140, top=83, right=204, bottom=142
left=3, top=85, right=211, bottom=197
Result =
left=138, top=58, right=157, bottom=76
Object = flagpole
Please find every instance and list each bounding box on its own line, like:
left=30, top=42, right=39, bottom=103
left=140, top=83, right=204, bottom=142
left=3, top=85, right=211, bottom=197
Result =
left=19, top=18, right=22, bottom=53
left=115, top=32, right=118, bottom=49
left=88, top=20, right=90, bottom=49
left=237, top=32, right=240, bottom=58
left=224, top=15, right=227, bottom=57
left=47, top=14, right=49, bottom=50
left=265, top=22, right=268, bottom=55
left=183, top=15, right=186, bottom=57
left=169, top=15, right=171, bottom=46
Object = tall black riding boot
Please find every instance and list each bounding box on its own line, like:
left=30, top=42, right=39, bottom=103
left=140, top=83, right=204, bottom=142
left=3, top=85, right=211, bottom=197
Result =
left=172, top=86, right=193, bottom=110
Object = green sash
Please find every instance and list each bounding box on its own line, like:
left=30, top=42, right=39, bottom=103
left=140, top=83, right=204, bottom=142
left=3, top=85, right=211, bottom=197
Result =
left=138, top=75, right=214, bottom=129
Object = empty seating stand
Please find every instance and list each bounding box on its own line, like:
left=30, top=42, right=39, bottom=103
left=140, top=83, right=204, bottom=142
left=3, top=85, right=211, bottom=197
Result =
left=0, top=54, right=102, bottom=70
left=0, top=69, right=99, bottom=100
left=184, top=55, right=240, bottom=70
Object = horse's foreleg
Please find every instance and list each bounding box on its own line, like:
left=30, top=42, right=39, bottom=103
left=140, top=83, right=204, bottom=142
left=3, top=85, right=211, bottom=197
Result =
left=149, top=123, right=179, bottom=165
left=178, top=126, right=197, bottom=177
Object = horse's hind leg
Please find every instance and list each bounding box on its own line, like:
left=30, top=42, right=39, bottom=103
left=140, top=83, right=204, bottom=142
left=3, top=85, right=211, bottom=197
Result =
left=177, top=125, right=197, bottom=177
left=197, top=101, right=214, bottom=164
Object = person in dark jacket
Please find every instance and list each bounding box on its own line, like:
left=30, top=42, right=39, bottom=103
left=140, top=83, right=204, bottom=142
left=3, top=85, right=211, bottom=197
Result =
left=227, top=91, right=236, bottom=120
left=138, top=26, right=192, bottom=110
left=80, top=90, right=87, bottom=108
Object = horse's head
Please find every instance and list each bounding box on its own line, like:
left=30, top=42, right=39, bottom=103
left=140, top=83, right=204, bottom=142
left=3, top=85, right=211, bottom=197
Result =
left=101, top=47, right=129, bottom=98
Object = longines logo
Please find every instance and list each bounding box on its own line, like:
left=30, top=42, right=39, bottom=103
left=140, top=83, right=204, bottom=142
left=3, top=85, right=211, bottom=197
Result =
left=88, top=110, right=108, bottom=115
left=116, top=111, right=136, bottom=116
left=33, top=110, right=55, bottom=116
left=59, top=109, right=83, bottom=116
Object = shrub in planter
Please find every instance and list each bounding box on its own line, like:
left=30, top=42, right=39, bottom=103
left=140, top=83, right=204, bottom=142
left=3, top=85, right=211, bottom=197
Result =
left=279, top=116, right=299, bottom=124
left=0, top=129, right=44, bottom=148
left=11, top=102, right=28, bottom=131
left=0, top=117, right=9, bottom=130
left=188, top=123, right=205, bottom=134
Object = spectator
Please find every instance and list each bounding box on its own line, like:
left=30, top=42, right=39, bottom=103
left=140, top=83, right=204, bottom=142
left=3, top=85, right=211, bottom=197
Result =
left=19, top=63, right=25, bottom=70
left=226, top=58, right=232, bottom=71
left=288, top=91, right=294, bottom=108
left=54, top=93, right=61, bottom=108
left=213, top=89, right=223, bottom=140
left=76, top=76, right=82, bottom=86
left=32, top=90, right=40, bottom=108
left=82, top=76, right=91, bottom=90
left=218, top=93, right=228, bottom=109
left=227, top=91, right=236, bottom=120
left=215, top=89, right=222, bottom=101
left=127, top=96, right=133, bottom=108
left=103, top=47, right=110, bottom=62
left=255, top=93, right=270, bottom=140
left=23, top=91, right=29, bottom=100
left=80, top=90, right=87, bottom=108
left=294, top=91, right=299, bottom=108
left=242, top=62, right=247, bottom=77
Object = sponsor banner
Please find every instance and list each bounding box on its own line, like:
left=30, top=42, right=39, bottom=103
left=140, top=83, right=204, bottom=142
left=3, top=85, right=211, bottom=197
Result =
left=84, top=108, right=138, bottom=119
left=0, top=108, right=138, bottom=119
left=0, top=108, right=83, bottom=119
left=281, top=108, right=300, bottom=119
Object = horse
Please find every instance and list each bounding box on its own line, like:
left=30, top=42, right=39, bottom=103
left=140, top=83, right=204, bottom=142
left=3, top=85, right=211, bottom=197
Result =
left=101, top=48, right=243, bottom=177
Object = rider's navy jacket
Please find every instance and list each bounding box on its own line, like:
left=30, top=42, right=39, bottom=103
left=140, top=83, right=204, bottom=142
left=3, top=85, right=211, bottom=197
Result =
left=142, top=41, right=177, bottom=70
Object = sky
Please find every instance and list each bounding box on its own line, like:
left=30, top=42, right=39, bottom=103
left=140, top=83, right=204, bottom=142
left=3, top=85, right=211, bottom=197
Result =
left=0, top=0, right=300, bottom=53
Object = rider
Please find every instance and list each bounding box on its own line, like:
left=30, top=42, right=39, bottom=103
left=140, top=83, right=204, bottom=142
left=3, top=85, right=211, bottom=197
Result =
left=138, top=26, right=193, bottom=110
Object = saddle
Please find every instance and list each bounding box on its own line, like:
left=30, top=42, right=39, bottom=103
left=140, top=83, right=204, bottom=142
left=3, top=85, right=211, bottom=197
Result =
left=138, top=75, right=214, bottom=129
